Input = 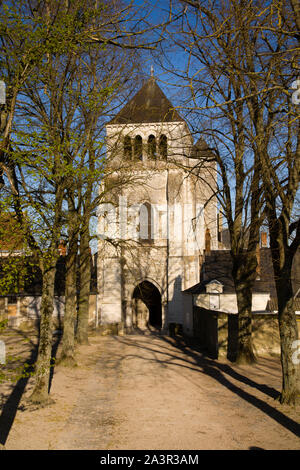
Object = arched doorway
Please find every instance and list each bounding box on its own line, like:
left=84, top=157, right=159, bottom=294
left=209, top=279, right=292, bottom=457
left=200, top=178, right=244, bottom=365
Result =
left=132, top=281, right=162, bottom=331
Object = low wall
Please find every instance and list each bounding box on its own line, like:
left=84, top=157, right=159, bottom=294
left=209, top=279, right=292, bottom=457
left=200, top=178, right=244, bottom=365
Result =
left=252, top=314, right=282, bottom=356
left=193, top=307, right=300, bottom=360
left=0, top=294, right=98, bottom=328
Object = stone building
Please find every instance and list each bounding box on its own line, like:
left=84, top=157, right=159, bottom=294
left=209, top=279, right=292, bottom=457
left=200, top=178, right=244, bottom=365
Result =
left=97, top=75, right=300, bottom=350
left=97, top=76, right=219, bottom=334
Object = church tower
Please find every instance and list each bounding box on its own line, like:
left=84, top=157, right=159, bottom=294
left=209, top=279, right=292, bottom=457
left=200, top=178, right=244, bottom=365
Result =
left=97, top=76, right=218, bottom=334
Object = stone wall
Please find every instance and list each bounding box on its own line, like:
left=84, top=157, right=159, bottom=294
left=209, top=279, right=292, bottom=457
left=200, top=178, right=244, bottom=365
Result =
left=0, top=294, right=98, bottom=328
left=193, top=307, right=300, bottom=360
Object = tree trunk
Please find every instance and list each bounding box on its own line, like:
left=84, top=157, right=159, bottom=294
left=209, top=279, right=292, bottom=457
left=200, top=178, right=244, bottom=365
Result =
left=232, top=254, right=257, bottom=364
left=59, top=234, right=78, bottom=366
left=267, top=213, right=300, bottom=405
left=235, top=283, right=256, bottom=364
left=277, top=278, right=299, bottom=405
left=29, top=263, right=56, bottom=405
left=76, top=226, right=91, bottom=345
left=290, top=0, right=300, bottom=34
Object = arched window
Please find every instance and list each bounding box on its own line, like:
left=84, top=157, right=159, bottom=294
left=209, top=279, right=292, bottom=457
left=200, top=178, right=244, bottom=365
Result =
left=159, top=134, right=167, bottom=159
left=148, top=135, right=157, bottom=159
left=124, top=135, right=132, bottom=160
left=139, top=202, right=153, bottom=243
left=134, top=135, right=143, bottom=161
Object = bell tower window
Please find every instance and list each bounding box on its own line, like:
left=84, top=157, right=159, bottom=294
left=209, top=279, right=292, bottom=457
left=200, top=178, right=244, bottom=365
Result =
left=159, top=134, right=167, bottom=159
left=134, top=135, right=143, bottom=161
left=148, top=135, right=157, bottom=159
left=124, top=135, right=132, bottom=160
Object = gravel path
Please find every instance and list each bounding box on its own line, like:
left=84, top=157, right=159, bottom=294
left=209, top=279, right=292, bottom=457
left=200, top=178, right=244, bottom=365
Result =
left=4, top=333, right=300, bottom=450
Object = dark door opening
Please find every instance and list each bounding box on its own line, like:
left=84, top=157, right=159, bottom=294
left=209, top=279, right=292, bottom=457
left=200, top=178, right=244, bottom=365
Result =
left=132, top=281, right=162, bottom=330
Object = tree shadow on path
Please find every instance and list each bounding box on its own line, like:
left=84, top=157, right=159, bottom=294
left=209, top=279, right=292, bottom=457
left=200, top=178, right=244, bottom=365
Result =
left=112, top=334, right=300, bottom=439
left=0, top=332, right=61, bottom=446
left=163, top=335, right=300, bottom=438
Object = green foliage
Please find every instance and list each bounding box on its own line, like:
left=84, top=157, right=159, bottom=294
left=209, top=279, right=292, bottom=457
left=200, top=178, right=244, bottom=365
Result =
left=0, top=357, right=35, bottom=385
left=0, top=318, right=8, bottom=333
left=0, top=255, right=37, bottom=295
left=0, top=355, right=57, bottom=385
left=0, top=257, right=24, bottom=295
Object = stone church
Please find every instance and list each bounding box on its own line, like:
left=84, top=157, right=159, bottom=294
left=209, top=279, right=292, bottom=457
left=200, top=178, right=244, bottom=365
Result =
left=97, top=75, right=220, bottom=335
left=96, top=75, right=300, bottom=344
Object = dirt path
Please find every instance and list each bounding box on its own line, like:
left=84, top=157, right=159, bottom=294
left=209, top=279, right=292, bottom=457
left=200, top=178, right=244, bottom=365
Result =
left=3, top=333, right=300, bottom=450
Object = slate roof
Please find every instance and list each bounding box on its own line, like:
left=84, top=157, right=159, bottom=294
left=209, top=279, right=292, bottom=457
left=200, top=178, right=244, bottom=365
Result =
left=190, top=138, right=212, bottom=159
left=184, top=248, right=300, bottom=300
left=266, top=297, right=300, bottom=312
left=110, top=77, right=184, bottom=125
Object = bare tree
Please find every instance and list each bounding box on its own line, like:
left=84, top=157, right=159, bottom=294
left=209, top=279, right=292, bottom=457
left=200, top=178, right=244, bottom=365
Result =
left=59, top=42, right=141, bottom=356
left=162, top=0, right=266, bottom=363
left=253, top=0, right=300, bottom=403
left=163, top=0, right=299, bottom=401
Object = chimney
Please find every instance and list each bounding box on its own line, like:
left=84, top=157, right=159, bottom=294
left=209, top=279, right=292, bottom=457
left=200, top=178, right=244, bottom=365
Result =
left=58, top=240, right=67, bottom=256
left=261, top=232, right=268, bottom=248
left=205, top=228, right=211, bottom=254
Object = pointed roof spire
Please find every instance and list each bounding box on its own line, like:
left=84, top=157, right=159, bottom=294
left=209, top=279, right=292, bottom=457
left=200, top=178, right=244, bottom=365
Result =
left=150, top=65, right=154, bottom=78
left=110, top=77, right=184, bottom=124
